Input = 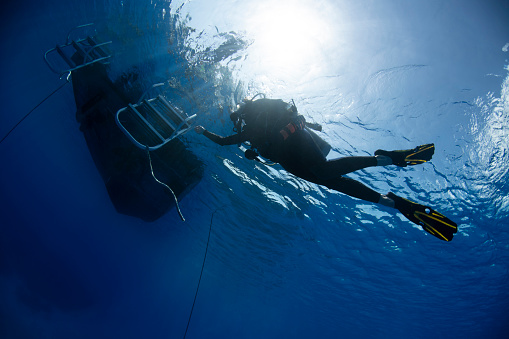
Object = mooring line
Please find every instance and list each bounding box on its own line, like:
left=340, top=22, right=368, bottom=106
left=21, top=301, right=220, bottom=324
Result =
left=183, top=208, right=220, bottom=339
left=0, top=75, right=70, bottom=145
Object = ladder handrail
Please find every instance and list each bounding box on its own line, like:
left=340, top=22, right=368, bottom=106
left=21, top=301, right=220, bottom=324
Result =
left=66, top=23, right=94, bottom=44
left=158, top=95, right=188, bottom=121
left=44, top=48, right=112, bottom=77
left=170, top=114, right=197, bottom=139
left=83, top=41, right=113, bottom=64
left=137, top=83, right=166, bottom=104
left=44, top=29, right=112, bottom=77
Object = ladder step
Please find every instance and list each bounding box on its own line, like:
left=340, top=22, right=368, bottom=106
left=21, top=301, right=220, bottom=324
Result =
left=71, top=40, right=88, bottom=61
left=86, top=36, right=109, bottom=58
left=153, top=96, right=190, bottom=129
left=55, top=45, right=76, bottom=69
left=143, top=100, right=177, bottom=135
left=135, top=104, right=174, bottom=140
left=119, top=110, right=160, bottom=146
left=126, top=104, right=165, bottom=144
left=72, top=39, right=111, bottom=65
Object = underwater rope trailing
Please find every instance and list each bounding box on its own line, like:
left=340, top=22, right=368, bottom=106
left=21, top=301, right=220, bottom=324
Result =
left=0, top=74, right=71, bottom=145
left=145, top=146, right=185, bottom=221
left=182, top=207, right=223, bottom=339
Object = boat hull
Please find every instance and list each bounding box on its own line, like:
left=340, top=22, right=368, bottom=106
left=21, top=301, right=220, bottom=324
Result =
left=71, top=63, right=203, bottom=222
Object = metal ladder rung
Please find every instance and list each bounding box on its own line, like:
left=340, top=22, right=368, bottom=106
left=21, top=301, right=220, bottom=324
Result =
left=71, top=40, right=87, bottom=59
left=86, top=36, right=109, bottom=58
left=72, top=40, right=95, bottom=64
left=84, top=38, right=112, bottom=63
left=127, top=104, right=165, bottom=142
left=154, top=96, right=189, bottom=128
left=119, top=108, right=160, bottom=146
left=55, top=45, right=76, bottom=69
left=134, top=104, right=173, bottom=140
left=144, top=100, right=178, bottom=135
left=116, top=96, right=196, bottom=151
left=72, top=39, right=112, bottom=65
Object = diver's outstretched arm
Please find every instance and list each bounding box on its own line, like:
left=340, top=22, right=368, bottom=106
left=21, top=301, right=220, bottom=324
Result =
left=194, top=125, right=247, bottom=146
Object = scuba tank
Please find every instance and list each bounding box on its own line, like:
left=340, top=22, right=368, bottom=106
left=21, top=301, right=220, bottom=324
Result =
left=230, top=94, right=331, bottom=162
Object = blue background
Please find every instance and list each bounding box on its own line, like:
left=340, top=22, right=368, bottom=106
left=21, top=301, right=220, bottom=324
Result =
left=1, top=0, right=508, bottom=338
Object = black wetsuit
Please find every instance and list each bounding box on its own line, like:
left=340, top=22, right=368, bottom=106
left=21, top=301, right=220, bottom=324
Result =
left=203, top=126, right=382, bottom=204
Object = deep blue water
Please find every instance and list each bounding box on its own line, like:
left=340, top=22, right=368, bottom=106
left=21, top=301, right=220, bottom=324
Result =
left=1, top=0, right=509, bottom=338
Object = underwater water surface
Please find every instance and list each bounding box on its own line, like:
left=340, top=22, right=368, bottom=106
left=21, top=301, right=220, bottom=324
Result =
left=1, top=0, right=509, bottom=338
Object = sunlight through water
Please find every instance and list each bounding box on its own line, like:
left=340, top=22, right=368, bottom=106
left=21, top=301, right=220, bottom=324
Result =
left=245, top=0, right=333, bottom=79
left=3, top=0, right=509, bottom=338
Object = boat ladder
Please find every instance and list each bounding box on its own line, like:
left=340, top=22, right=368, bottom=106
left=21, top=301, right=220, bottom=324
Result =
left=44, top=23, right=112, bottom=77
left=115, top=95, right=196, bottom=151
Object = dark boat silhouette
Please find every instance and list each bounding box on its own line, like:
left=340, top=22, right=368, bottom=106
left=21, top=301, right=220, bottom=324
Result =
left=45, top=24, right=203, bottom=222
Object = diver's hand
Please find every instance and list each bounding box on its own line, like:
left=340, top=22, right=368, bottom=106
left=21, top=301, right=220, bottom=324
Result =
left=194, top=126, right=206, bottom=134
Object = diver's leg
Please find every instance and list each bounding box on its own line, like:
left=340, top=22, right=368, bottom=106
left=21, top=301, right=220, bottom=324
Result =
left=312, top=155, right=390, bottom=179
left=376, top=155, right=393, bottom=166
left=282, top=153, right=396, bottom=206
left=378, top=194, right=396, bottom=208
left=321, top=176, right=396, bottom=207
left=322, top=176, right=380, bottom=203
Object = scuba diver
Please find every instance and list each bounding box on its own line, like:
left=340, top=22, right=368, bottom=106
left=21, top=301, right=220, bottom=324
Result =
left=195, top=95, right=458, bottom=241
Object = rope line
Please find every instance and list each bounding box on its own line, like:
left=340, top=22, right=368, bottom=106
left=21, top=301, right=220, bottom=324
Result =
left=183, top=208, right=218, bottom=339
left=145, top=146, right=185, bottom=221
left=0, top=76, right=70, bottom=145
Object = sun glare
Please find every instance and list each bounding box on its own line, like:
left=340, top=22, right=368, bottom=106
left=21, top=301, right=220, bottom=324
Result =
left=247, top=1, right=332, bottom=76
